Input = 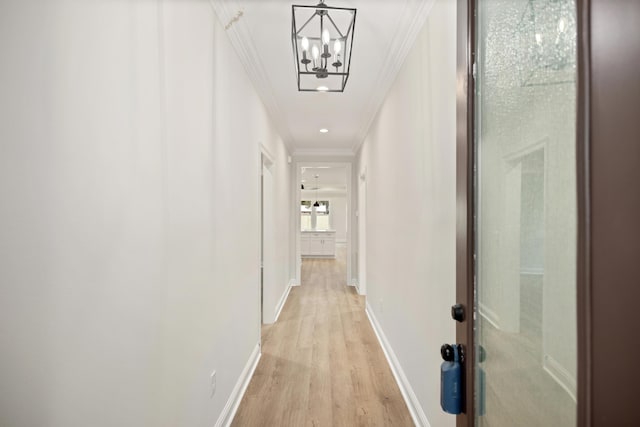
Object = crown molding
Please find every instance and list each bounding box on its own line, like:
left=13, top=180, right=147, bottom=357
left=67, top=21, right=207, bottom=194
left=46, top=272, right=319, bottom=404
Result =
left=210, top=0, right=436, bottom=155
left=209, top=0, right=296, bottom=149
left=351, top=0, right=437, bottom=153
left=293, top=148, right=355, bottom=158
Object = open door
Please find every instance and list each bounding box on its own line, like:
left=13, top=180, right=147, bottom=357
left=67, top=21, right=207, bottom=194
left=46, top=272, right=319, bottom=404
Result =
left=456, top=0, right=640, bottom=425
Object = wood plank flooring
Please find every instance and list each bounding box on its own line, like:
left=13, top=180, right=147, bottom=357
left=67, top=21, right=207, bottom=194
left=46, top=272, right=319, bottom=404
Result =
left=231, top=246, right=414, bottom=427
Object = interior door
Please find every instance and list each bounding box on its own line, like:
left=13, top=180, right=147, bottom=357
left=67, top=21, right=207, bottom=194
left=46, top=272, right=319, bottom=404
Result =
left=473, top=0, right=578, bottom=425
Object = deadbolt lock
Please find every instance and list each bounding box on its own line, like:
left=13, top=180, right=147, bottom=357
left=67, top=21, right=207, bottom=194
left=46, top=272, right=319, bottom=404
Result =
left=451, top=304, right=465, bottom=322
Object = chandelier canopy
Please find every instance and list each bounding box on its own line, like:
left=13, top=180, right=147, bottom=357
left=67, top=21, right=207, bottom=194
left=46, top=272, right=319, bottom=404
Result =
left=291, top=0, right=357, bottom=92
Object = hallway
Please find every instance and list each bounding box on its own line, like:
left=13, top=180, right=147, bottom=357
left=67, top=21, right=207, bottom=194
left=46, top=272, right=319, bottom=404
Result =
left=232, top=247, right=413, bottom=426
left=6, top=0, right=640, bottom=425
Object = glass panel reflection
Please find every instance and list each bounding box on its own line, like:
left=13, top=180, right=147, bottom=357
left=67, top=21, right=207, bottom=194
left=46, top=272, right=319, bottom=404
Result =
left=475, top=0, right=577, bottom=425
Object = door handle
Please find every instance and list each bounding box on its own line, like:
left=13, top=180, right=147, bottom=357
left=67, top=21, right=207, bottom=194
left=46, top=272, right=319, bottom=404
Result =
left=441, top=343, right=464, bottom=414
left=451, top=304, right=465, bottom=322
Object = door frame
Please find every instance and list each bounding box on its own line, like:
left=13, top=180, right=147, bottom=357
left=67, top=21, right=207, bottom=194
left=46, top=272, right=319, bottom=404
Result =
left=457, top=0, right=640, bottom=425
left=260, top=144, right=275, bottom=327
left=357, top=166, right=367, bottom=295
left=455, top=1, right=475, bottom=424
left=294, top=161, right=353, bottom=287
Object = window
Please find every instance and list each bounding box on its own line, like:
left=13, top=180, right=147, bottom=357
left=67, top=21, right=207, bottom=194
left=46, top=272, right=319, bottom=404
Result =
left=301, top=201, right=330, bottom=230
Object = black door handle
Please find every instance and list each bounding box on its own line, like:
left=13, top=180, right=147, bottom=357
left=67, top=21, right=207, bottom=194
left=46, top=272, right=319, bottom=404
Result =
left=451, top=304, right=465, bottom=322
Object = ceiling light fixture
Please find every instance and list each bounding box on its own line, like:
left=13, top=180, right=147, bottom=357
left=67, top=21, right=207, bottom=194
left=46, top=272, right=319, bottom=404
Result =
left=292, top=0, right=357, bottom=92
left=319, top=128, right=329, bottom=133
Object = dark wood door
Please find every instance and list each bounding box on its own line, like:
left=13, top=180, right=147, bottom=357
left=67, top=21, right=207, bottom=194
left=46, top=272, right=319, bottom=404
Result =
left=456, top=0, right=640, bottom=425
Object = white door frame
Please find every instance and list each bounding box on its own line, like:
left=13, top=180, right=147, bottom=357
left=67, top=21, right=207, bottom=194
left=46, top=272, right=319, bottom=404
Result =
left=260, top=143, right=275, bottom=327
left=295, top=161, right=353, bottom=287
left=357, top=166, right=367, bottom=295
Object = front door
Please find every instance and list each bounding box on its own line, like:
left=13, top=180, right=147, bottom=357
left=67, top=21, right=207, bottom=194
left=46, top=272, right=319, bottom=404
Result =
left=473, top=0, right=578, bottom=425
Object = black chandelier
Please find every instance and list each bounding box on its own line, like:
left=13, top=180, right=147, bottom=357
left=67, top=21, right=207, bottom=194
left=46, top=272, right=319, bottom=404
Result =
left=291, top=0, right=357, bottom=92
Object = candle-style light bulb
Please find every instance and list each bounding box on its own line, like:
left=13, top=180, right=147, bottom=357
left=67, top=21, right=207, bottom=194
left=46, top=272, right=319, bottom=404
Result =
left=301, top=37, right=309, bottom=51
left=331, top=39, right=343, bottom=68
left=333, top=39, right=341, bottom=54
left=322, top=29, right=330, bottom=46
left=311, top=45, right=320, bottom=60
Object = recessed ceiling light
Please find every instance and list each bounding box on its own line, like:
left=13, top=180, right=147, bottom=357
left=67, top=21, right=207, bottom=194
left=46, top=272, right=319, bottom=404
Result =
left=320, top=128, right=329, bottom=133
left=317, top=86, right=329, bottom=92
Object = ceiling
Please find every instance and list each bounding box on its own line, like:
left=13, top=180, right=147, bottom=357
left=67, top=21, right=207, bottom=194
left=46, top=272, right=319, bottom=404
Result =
left=301, top=165, right=347, bottom=192
left=211, top=0, right=435, bottom=155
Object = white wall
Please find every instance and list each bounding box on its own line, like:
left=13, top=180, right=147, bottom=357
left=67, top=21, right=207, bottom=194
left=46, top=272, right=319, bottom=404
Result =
left=0, top=1, right=290, bottom=426
left=329, top=195, right=347, bottom=243
left=356, top=0, right=456, bottom=425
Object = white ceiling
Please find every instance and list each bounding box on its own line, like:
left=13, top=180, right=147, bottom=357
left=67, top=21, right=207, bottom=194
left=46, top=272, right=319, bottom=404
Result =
left=301, top=165, right=347, bottom=191
left=211, top=0, right=435, bottom=155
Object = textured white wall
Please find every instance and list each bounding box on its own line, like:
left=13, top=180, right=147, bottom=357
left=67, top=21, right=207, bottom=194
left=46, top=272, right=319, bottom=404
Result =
left=356, top=0, right=457, bottom=425
left=0, top=1, right=290, bottom=426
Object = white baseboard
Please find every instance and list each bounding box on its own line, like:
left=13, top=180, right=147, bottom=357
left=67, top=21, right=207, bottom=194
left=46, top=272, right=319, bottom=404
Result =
left=215, top=342, right=261, bottom=427
left=543, top=354, right=577, bottom=402
left=351, top=280, right=365, bottom=295
left=289, top=278, right=300, bottom=287
left=274, top=282, right=293, bottom=323
left=365, top=303, right=431, bottom=427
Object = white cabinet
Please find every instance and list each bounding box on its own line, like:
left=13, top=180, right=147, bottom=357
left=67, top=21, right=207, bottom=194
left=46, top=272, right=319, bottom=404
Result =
left=301, top=231, right=336, bottom=258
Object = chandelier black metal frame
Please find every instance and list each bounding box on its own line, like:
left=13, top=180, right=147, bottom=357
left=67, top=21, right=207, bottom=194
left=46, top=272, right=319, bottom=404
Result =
left=291, top=0, right=357, bottom=92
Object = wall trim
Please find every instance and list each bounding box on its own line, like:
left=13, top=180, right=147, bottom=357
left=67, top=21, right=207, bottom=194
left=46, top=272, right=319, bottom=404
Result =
left=365, top=303, right=431, bottom=427
left=215, top=342, right=261, bottom=427
left=351, top=0, right=437, bottom=152
left=211, top=0, right=437, bottom=156
left=209, top=0, right=295, bottom=148
left=351, top=279, right=362, bottom=296
left=293, top=148, right=355, bottom=158
left=273, top=282, right=293, bottom=323
left=289, top=278, right=300, bottom=287
left=543, top=354, right=577, bottom=403
left=260, top=142, right=275, bottom=167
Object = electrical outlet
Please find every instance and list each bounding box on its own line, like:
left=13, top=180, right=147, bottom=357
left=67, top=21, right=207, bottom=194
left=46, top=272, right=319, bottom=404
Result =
left=210, top=370, right=216, bottom=398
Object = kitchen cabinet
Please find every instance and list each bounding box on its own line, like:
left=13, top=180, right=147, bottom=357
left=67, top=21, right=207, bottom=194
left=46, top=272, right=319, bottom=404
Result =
left=300, top=230, right=336, bottom=258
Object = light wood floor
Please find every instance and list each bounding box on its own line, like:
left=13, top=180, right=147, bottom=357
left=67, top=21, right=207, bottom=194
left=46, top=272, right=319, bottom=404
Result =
left=232, top=246, right=414, bottom=427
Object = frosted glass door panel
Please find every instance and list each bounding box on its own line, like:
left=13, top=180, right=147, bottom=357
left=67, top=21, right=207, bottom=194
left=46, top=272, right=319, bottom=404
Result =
left=474, top=0, right=577, bottom=425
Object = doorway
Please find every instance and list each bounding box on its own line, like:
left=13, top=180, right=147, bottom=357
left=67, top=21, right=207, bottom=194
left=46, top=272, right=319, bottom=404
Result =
left=261, top=151, right=275, bottom=324
left=295, top=162, right=353, bottom=287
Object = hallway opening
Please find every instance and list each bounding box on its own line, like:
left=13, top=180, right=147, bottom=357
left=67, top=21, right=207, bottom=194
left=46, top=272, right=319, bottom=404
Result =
left=296, top=162, right=355, bottom=290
